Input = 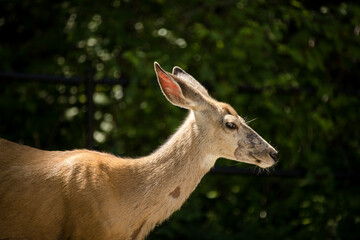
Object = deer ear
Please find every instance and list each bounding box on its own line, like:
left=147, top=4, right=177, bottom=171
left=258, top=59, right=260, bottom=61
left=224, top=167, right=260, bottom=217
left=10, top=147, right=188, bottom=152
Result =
left=172, top=66, right=187, bottom=77
left=172, top=66, right=210, bottom=98
left=154, top=62, right=190, bottom=109
left=155, top=62, right=210, bottom=110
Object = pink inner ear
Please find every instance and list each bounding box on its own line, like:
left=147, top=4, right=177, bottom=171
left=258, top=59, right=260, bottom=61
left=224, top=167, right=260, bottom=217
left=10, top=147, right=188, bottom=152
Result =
left=158, top=71, right=182, bottom=98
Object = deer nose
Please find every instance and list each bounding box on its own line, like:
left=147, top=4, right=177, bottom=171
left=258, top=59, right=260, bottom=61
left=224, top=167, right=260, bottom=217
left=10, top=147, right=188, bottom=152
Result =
left=269, top=151, right=279, bottom=162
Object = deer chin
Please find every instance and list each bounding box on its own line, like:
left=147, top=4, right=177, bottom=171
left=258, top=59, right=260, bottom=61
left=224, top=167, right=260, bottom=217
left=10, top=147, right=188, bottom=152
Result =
left=234, top=148, right=276, bottom=169
left=235, top=156, right=274, bottom=169
left=249, top=152, right=275, bottom=169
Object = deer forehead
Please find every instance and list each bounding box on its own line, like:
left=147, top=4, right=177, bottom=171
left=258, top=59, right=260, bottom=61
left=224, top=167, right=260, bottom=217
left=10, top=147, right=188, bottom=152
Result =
left=214, top=102, right=244, bottom=122
left=221, top=104, right=238, bottom=117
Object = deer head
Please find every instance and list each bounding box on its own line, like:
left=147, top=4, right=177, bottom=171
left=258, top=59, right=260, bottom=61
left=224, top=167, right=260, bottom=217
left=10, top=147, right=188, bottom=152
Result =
left=154, top=62, right=278, bottom=168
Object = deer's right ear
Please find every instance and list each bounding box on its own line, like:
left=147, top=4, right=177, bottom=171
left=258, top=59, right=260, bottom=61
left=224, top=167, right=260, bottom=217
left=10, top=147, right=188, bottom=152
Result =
left=154, top=62, right=190, bottom=109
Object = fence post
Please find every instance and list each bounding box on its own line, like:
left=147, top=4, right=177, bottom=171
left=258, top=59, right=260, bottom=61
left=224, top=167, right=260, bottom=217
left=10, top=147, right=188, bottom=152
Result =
left=85, top=70, right=95, bottom=149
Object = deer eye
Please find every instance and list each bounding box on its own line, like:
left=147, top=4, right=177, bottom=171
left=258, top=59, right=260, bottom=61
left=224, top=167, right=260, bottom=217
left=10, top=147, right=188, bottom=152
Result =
left=225, top=122, right=238, bottom=130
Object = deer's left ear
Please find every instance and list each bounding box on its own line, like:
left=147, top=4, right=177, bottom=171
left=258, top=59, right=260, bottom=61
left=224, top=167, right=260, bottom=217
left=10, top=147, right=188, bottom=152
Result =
left=154, top=62, right=209, bottom=111
left=172, top=66, right=210, bottom=98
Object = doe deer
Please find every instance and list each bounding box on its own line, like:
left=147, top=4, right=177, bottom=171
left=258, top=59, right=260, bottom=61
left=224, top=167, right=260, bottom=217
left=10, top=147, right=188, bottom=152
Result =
left=0, top=62, right=278, bottom=240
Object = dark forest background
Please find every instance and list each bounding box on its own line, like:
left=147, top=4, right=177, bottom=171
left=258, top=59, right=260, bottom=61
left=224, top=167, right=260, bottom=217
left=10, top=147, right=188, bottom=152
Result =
left=0, top=0, right=359, bottom=239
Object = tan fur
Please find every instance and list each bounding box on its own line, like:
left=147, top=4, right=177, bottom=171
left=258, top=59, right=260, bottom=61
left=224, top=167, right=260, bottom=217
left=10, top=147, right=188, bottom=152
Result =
left=0, top=62, right=277, bottom=240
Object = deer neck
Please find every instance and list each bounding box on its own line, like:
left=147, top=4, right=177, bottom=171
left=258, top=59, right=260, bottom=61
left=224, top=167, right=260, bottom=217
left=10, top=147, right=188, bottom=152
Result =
left=111, top=111, right=217, bottom=238
left=146, top=111, right=217, bottom=179
left=133, top=111, right=217, bottom=209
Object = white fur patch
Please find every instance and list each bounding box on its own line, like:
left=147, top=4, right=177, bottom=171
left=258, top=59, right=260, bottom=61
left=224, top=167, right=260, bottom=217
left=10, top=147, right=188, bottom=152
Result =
left=201, top=154, right=217, bottom=171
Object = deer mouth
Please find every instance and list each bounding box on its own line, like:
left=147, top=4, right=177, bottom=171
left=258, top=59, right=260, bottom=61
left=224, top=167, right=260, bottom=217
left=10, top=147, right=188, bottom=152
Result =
left=249, top=152, right=275, bottom=168
left=234, top=146, right=276, bottom=168
left=249, top=153, right=262, bottom=164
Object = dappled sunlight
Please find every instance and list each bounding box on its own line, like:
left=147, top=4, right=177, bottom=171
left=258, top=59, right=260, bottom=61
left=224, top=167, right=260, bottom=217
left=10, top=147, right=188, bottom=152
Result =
left=0, top=0, right=359, bottom=239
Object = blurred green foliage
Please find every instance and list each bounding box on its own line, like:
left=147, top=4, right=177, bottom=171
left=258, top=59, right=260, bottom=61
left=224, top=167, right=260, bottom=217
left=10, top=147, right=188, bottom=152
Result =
left=1, top=0, right=360, bottom=239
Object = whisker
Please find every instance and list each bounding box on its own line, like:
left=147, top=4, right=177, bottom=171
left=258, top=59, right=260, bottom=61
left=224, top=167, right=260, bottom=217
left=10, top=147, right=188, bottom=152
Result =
left=255, top=166, right=263, bottom=175
left=245, top=117, right=258, bottom=125
left=227, top=162, right=243, bottom=167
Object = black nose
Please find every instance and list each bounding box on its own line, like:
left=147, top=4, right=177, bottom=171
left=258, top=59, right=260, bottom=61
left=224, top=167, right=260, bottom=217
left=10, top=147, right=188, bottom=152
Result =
left=269, top=151, right=279, bottom=162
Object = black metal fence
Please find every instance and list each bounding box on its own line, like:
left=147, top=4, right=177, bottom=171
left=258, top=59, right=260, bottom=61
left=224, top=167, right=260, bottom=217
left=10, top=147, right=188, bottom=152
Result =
left=1, top=71, right=359, bottom=180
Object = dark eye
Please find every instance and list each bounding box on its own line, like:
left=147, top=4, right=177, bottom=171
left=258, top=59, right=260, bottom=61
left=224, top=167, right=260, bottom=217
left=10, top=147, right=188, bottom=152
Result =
left=225, top=122, right=238, bottom=130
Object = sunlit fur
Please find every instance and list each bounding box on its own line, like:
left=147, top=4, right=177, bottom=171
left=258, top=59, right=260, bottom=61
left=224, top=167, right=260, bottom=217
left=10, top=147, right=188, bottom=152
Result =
left=0, top=62, right=277, bottom=240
